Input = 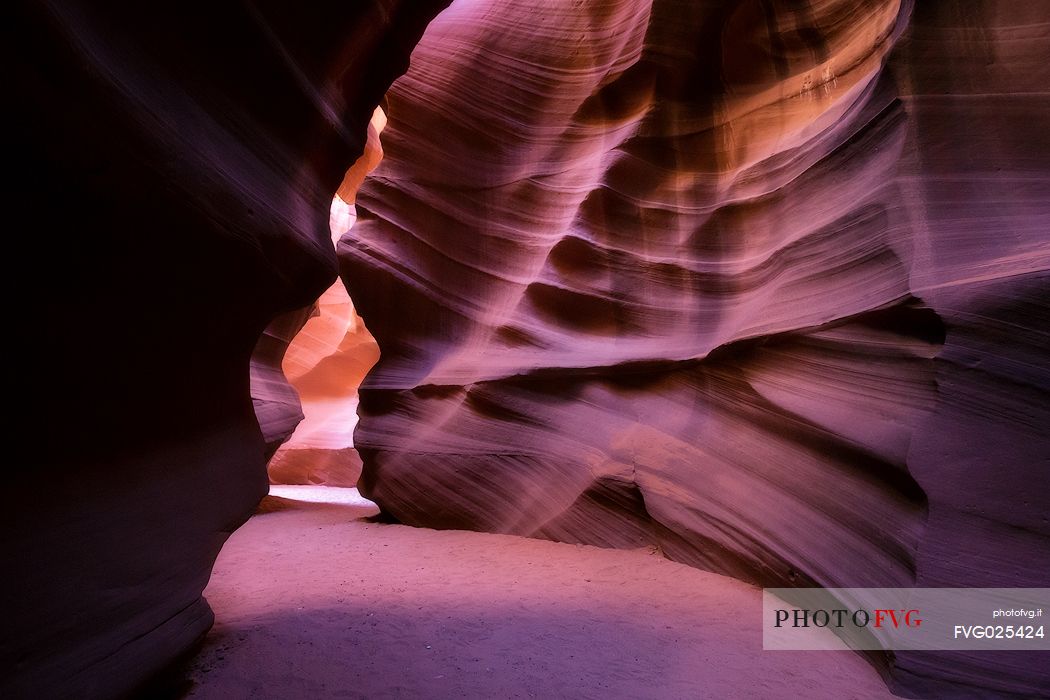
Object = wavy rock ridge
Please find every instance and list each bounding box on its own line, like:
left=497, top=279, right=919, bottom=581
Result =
left=345, top=0, right=1050, bottom=696
left=350, top=0, right=927, bottom=586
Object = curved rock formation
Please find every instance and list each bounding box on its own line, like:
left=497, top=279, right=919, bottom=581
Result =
left=344, top=0, right=1049, bottom=696
left=350, top=0, right=924, bottom=582
left=10, top=2, right=448, bottom=697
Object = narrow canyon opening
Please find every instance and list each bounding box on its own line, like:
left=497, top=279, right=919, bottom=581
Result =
left=251, top=106, right=387, bottom=493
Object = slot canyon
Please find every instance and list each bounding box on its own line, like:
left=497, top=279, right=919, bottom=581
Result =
left=10, top=1, right=1049, bottom=699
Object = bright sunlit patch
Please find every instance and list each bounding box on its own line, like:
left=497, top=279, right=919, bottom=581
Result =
left=329, top=104, right=388, bottom=241
left=328, top=196, right=357, bottom=242
left=268, top=484, right=377, bottom=508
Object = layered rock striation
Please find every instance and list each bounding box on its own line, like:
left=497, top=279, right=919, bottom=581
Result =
left=345, top=0, right=1050, bottom=696
left=350, top=0, right=928, bottom=587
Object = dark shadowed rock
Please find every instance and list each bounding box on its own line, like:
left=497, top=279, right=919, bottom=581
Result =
left=9, top=2, right=448, bottom=697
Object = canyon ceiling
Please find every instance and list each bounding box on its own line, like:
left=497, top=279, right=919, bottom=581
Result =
left=11, top=1, right=1050, bottom=699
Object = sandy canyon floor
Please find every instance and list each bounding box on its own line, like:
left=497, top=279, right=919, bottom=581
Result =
left=183, top=486, right=896, bottom=699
